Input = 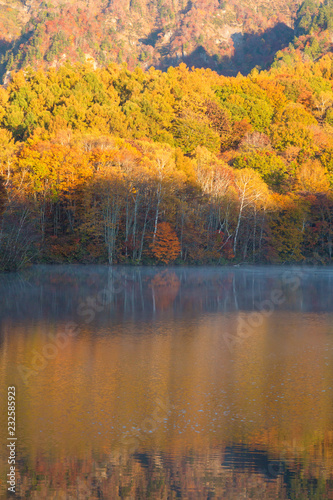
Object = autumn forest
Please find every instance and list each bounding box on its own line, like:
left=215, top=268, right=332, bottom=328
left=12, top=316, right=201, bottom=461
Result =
left=2, top=54, right=333, bottom=269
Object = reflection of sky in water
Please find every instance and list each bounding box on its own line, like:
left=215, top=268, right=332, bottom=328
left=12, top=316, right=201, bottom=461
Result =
left=0, top=265, right=333, bottom=498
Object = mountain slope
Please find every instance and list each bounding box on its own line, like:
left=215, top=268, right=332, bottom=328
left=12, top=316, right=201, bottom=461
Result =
left=274, top=0, right=333, bottom=68
left=0, top=0, right=302, bottom=78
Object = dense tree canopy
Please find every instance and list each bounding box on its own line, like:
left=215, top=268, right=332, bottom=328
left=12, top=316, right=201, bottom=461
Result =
left=1, top=56, right=333, bottom=269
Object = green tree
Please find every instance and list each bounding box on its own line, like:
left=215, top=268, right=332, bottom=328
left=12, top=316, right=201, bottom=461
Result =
left=173, top=110, right=220, bottom=154
left=233, top=151, right=288, bottom=191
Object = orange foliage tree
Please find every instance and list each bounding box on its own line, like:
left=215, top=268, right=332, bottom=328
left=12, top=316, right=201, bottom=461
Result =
left=151, top=222, right=181, bottom=264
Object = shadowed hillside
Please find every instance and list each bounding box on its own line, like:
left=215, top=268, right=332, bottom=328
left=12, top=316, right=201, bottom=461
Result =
left=0, top=0, right=302, bottom=79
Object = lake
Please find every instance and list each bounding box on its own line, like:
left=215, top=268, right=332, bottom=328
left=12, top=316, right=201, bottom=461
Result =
left=1, top=265, right=333, bottom=499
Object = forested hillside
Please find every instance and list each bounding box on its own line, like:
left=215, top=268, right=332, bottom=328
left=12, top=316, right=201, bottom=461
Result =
left=4, top=0, right=333, bottom=80
left=0, top=0, right=301, bottom=78
left=274, top=0, right=333, bottom=67
left=1, top=57, right=333, bottom=269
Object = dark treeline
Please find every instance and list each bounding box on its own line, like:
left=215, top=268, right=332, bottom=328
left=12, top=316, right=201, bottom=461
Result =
left=2, top=59, right=333, bottom=269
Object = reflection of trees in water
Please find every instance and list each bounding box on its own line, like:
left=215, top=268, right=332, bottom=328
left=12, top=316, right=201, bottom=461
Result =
left=149, top=271, right=180, bottom=312
left=1, top=267, right=333, bottom=497
left=1, top=267, right=333, bottom=326
left=3, top=444, right=333, bottom=499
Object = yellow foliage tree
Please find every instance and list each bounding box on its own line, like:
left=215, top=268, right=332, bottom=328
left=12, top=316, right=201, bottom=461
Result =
left=295, top=160, right=330, bottom=193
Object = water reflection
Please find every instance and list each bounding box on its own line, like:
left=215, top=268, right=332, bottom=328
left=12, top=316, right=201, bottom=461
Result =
left=1, top=265, right=333, bottom=498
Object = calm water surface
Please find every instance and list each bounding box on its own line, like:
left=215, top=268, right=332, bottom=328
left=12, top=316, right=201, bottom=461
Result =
left=1, top=265, right=333, bottom=499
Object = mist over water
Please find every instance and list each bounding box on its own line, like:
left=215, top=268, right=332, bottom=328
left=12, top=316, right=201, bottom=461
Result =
left=1, top=265, right=333, bottom=498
